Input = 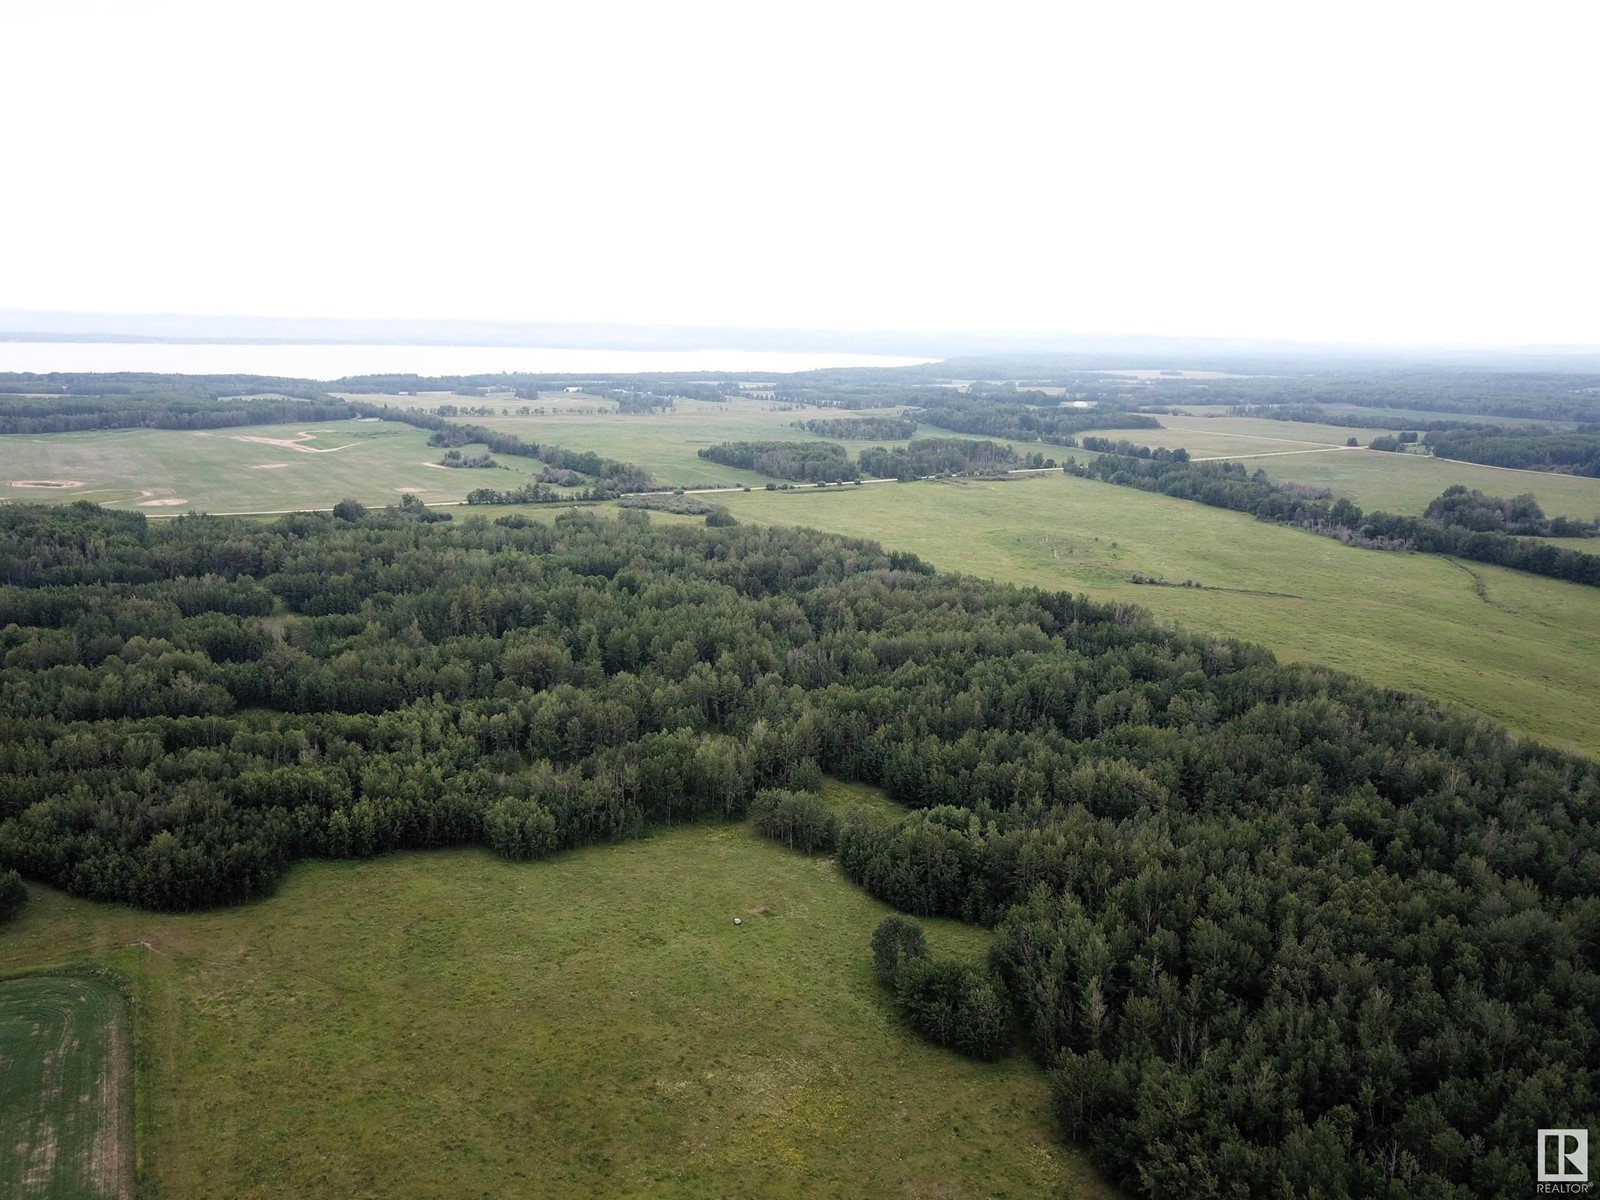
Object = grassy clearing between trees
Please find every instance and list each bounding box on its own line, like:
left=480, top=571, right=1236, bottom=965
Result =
left=0, top=821, right=1114, bottom=1200
left=0, top=973, right=132, bottom=1200
left=704, top=473, right=1600, bottom=755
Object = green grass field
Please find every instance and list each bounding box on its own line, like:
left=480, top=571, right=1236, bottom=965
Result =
left=0, top=420, right=553, bottom=515
left=1085, top=417, right=1600, bottom=518
left=468, top=398, right=894, bottom=486
left=0, top=973, right=132, bottom=1200
left=706, top=473, right=1600, bottom=756
left=1095, top=416, right=1389, bottom=459
left=0, top=819, right=1113, bottom=1200
left=1245, top=448, right=1600, bottom=518
left=455, top=396, right=1055, bottom=487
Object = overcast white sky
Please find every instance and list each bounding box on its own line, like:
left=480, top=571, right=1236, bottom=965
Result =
left=2, top=0, right=1596, bottom=346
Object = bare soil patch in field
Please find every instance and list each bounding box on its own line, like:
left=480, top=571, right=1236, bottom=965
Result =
left=9, top=480, right=84, bottom=489
left=231, top=431, right=358, bottom=453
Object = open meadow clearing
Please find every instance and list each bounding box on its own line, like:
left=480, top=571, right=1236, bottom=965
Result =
left=1251, top=447, right=1600, bottom=518
left=0, top=974, right=132, bottom=1200
left=0, top=820, right=1113, bottom=1200
left=704, top=473, right=1600, bottom=755
left=0, top=420, right=552, bottom=514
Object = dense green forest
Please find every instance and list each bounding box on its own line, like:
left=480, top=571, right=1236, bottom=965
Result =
left=1423, top=486, right=1597, bottom=538
left=1423, top=428, right=1600, bottom=476
left=0, top=372, right=330, bottom=402
left=794, top=415, right=918, bottom=439
left=696, top=440, right=859, bottom=482
left=914, top=397, right=1161, bottom=445
left=857, top=437, right=1027, bottom=479
left=697, top=436, right=1047, bottom=483
left=1166, top=371, right=1600, bottom=423
left=0, top=502, right=1594, bottom=1197
left=0, top=866, right=23, bottom=922
left=0, top=389, right=350, bottom=433
left=1068, top=453, right=1600, bottom=587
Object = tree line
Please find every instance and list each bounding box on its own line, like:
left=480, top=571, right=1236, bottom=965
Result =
left=1423, top=427, right=1600, bottom=476
left=912, top=397, right=1161, bottom=446
left=1423, top=485, right=1596, bottom=537
left=697, top=440, right=859, bottom=482
left=346, top=403, right=657, bottom=492
left=699, top=436, right=1050, bottom=483
left=793, top=415, right=918, bottom=439
left=858, top=437, right=1023, bottom=479
left=1067, top=453, right=1600, bottom=587
left=0, top=391, right=353, bottom=435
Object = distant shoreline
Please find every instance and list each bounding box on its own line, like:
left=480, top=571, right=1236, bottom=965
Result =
left=0, top=340, right=933, bottom=380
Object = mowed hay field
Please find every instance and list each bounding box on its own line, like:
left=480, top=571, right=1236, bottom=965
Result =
left=0, top=420, right=552, bottom=515
left=0, top=974, right=132, bottom=1200
left=707, top=473, right=1600, bottom=756
left=0, top=821, right=1112, bottom=1200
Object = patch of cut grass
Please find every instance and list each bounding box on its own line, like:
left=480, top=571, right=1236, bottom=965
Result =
left=0, top=973, right=132, bottom=1200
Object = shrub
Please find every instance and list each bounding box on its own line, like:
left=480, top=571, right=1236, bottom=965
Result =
left=0, top=868, right=25, bottom=923
left=485, top=797, right=558, bottom=861
left=750, top=788, right=837, bottom=853
left=895, top=957, right=1011, bottom=1059
left=870, top=913, right=928, bottom=986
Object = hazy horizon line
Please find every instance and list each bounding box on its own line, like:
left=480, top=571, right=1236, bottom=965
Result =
left=4, top=307, right=1600, bottom=361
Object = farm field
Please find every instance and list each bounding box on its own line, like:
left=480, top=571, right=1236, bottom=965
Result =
left=1252, top=448, right=1600, bottom=518
left=705, top=472, right=1600, bottom=756
left=1087, top=416, right=1600, bottom=517
left=0, top=420, right=551, bottom=514
left=349, top=394, right=897, bottom=487
left=0, top=819, right=1111, bottom=1200
left=458, top=396, right=1054, bottom=486
left=1161, top=403, right=1562, bottom=429
left=1113, top=415, right=1390, bottom=457
left=0, top=973, right=132, bottom=1200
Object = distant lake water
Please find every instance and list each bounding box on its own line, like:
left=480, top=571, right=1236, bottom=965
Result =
left=0, top=341, right=931, bottom=379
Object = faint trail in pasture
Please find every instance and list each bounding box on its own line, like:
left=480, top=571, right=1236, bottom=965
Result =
left=1190, top=446, right=1360, bottom=462
left=1156, top=422, right=1346, bottom=446
left=1443, top=557, right=1517, bottom=614
left=1430, top=455, right=1600, bottom=479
